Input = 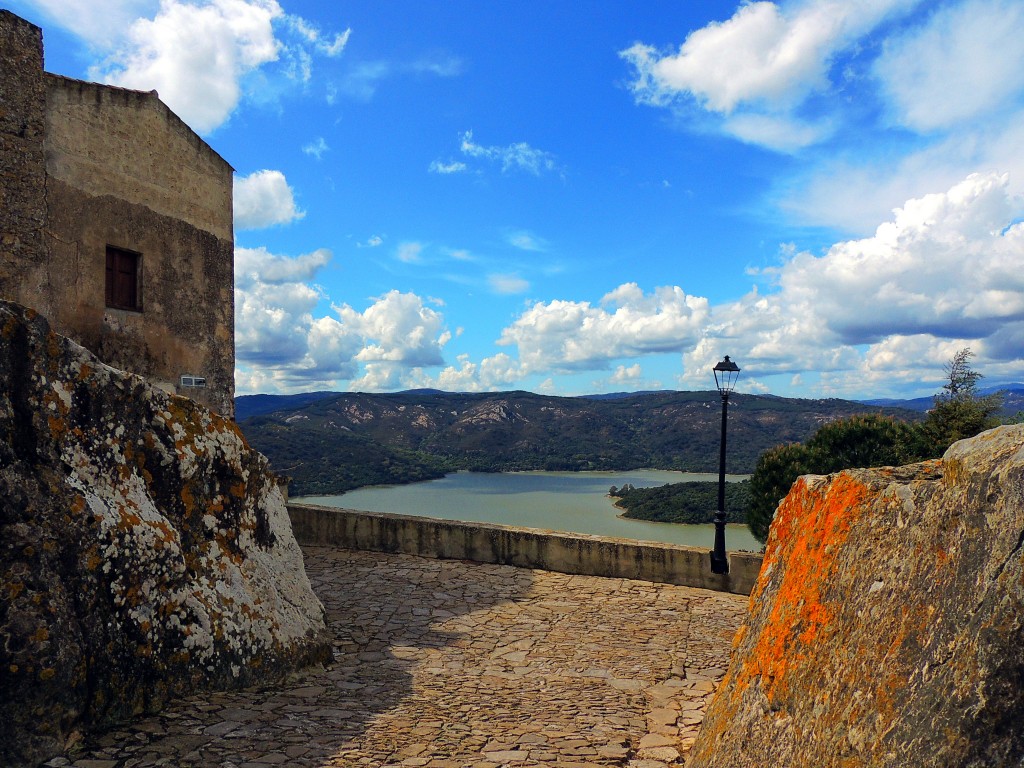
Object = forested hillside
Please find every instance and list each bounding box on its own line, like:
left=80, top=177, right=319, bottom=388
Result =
left=237, top=390, right=919, bottom=496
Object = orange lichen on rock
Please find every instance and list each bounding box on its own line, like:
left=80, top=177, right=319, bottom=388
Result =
left=689, top=425, right=1024, bottom=768
left=730, top=473, right=872, bottom=705
left=47, top=414, right=67, bottom=438
left=180, top=484, right=195, bottom=514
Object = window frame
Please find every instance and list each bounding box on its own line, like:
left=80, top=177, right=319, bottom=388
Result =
left=105, top=245, right=142, bottom=312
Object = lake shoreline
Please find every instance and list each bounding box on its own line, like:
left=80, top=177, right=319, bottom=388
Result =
left=296, top=469, right=761, bottom=551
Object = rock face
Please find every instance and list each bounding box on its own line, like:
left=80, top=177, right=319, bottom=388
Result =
left=0, top=300, right=330, bottom=767
left=689, top=424, right=1024, bottom=768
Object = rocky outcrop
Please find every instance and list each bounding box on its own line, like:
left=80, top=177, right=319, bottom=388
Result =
left=689, top=424, right=1024, bottom=768
left=0, top=300, right=330, bottom=767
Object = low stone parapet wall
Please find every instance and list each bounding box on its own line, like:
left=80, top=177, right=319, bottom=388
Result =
left=288, top=503, right=762, bottom=596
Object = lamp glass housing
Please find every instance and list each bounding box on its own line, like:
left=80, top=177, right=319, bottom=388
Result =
left=713, top=356, right=741, bottom=394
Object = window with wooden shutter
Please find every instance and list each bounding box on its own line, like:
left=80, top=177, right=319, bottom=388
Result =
left=105, top=246, right=141, bottom=311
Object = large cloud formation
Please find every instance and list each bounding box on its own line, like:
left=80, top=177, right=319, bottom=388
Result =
left=621, top=0, right=920, bottom=151
left=873, top=0, right=1024, bottom=133
left=232, top=172, right=1021, bottom=397
left=682, top=172, right=1024, bottom=394
left=75, top=0, right=349, bottom=134
left=233, top=170, right=304, bottom=230
left=234, top=247, right=456, bottom=392
left=621, top=0, right=1024, bottom=233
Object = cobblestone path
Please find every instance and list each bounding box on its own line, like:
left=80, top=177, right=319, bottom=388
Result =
left=58, top=546, right=747, bottom=768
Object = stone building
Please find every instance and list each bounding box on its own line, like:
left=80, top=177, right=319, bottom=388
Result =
left=0, top=10, right=235, bottom=416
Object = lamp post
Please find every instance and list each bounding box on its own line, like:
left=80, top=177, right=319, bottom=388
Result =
left=710, top=356, right=740, bottom=575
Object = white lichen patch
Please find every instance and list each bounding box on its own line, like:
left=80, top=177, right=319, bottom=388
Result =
left=49, top=379, right=72, bottom=412
left=31, top=324, right=327, bottom=676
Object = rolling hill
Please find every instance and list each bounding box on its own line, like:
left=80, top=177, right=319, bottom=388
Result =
left=236, top=390, right=922, bottom=496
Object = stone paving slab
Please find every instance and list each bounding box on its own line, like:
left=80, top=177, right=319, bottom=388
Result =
left=58, top=546, right=747, bottom=768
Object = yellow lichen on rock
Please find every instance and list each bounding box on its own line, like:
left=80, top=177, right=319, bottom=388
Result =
left=0, top=300, right=330, bottom=767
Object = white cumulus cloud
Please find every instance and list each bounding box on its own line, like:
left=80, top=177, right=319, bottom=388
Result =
left=621, top=0, right=920, bottom=150
left=233, top=169, right=304, bottom=229
left=234, top=246, right=332, bottom=367
left=235, top=245, right=330, bottom=286
left=342, top=291, right=448, bottom=368
left=235, top=248, right=455, bottom=391
left=610, top=364, right=643, bottom=384
left=401, top=353, right=525, bottom=393
left=92, top=0, right=284, bottom=134
left=55, top=0, right=351, bottom=134
left=498, top=283, right=710, bottom=373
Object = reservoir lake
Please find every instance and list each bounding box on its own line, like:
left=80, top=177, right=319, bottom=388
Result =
left=296, top=469, right=761, bottom=551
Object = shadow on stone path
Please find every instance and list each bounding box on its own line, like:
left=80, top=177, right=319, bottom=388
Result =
left=60, top=546, right=747, bottom=768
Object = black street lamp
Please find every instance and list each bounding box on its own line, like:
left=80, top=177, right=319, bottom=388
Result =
left=710, top=356, right=740, bottom=575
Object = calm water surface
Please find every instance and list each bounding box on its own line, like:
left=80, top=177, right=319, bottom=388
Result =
left=297, top=470, right=761, bottom=551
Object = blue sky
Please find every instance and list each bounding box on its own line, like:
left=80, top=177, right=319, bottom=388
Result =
left=16, top=0, right=1024, bottom=399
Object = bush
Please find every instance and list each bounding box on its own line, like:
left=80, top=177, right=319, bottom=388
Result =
left=919, top=348, right=1002, bottom=453
left=747, top=443, right=811, bottom=543
left=614, top=480, right=751, bottom=524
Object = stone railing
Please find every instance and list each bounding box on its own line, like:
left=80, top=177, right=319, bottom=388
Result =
left=288, top=503, right=763, bottom=596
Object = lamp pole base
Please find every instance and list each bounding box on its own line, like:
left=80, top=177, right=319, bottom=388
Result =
left=710, top=509, right=729, bottom=574
left=709, top=550, right=729, bottom=575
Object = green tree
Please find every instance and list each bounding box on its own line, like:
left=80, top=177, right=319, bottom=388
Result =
left=920, top=348, right=1002, bottom=453
left=747, top=414, right=922, bottom=544
left=746, top=350, right=1004, bottom=545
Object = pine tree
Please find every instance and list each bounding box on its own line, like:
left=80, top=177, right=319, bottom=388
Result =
left=921, top=348, right=1002, bottom=452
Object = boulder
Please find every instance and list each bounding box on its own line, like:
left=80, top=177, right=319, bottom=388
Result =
left=0, top=300, right=330, bottom=766
left=689, top=424, right=1024, bottom=768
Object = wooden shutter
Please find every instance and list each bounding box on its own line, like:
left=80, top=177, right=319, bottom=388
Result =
left=105, top=246, right=141, bottom=310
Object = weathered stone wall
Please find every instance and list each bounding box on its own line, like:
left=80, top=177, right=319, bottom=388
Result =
left=0, top=13, right=235, bottom=417
left=288, top=503, right=764, bottom=595
left=0, top=300, right=330, bottom=767
left=0, top=12, right=46, bottom=298
left=40, top=176, right=235, bottom=416
left=43, top=75, right=233, bottom=242
left=689, top=425, right=1024, bottom=768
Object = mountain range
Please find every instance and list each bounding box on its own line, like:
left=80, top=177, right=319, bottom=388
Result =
left=236, top=390, right=931, bottom=496
left=860, top=384, right=1024, bottom=413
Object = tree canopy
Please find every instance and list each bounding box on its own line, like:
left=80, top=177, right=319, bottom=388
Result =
left=747, top=348, right=1003, bottom=544
left=747, top=415, right=918, bottom=542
